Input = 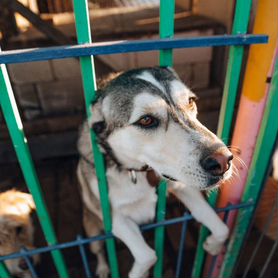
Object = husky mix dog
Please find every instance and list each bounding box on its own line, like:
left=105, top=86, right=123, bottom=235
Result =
left=77, top=67, right=233, bottom=278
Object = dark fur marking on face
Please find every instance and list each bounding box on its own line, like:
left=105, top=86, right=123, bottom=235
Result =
left=93, top=67, right=224, bottom=164
left=101, top=77, right=168, bottom=131
left=92, top=121, right=106, bottom=134
left=98, top=140, right=123, bottom=170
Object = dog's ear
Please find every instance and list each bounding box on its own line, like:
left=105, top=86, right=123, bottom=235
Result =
left=89, top=99, right=107, bottom=135
left=21, top=193, right=36, bottom=212
left=1, top=190, right=36, bottom=214
left=16, top=192, right=36, bottom=214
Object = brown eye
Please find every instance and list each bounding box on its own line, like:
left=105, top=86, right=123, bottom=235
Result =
left=135, top=115, right=159, bottom=129
left=188, top=96, right=196, bottom=104
left=188, top=96, right=197, bottom=109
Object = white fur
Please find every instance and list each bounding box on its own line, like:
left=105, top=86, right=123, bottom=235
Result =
left=79, top=164, right=158, bottom=278
left=169, top=183, right=229, bottom=254
left=136, top=72, right=166, bottom=93
left=128, top=93, right=168, bottom=124
left=78, top=68, right=233, bottom=278
left=169, top=80, right=191, bottom=105
left=88, top=101, right=105, bottom=127
left=108, top=91, right=230, bottom=190
left=102, top=167, right=157, bottom=224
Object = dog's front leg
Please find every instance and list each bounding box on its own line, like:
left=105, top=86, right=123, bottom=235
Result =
left=169, top=183, right=229, bottom=255
left=112, top=212, right=157, bottom=278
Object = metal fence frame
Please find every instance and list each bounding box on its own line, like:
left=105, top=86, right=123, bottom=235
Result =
left=0, top=0, right=276, bottom=277
left=0, top=203, right=253, bottom=278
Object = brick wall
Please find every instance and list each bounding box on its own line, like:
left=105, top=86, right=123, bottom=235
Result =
left=98, top=29, right=213, bottom=90
left=2, top=29, right=222, bottom=161
left=8, top=58, right=84, bottom=121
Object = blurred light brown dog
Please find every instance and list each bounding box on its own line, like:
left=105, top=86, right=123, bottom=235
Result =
left=0, top=190, right=39, bottom=277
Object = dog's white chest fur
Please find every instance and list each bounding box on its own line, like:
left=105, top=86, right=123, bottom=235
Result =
left=89, top=168, right=157, bottom=224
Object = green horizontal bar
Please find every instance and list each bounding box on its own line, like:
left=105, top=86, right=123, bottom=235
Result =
left=220, top=57, right=278, bottom=278
left=191, top=0, right=253, bottom=276
left=0, top=64, right=68, bottom=277
left=72, top=0, right=119, bottom=277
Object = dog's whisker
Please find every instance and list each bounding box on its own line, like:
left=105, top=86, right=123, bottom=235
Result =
left=232, top=165, right=240, bottom=178
left=231, top=165, right=241, bottom=181
left=229, top=174, right=237, bottom=183
left=227, top=145, right=248, bottom=171
left=237, top=156, right=248, bottom=170
left=227, top=145, right=241, bottom=154
left=233, top=155, right=248, bottom=170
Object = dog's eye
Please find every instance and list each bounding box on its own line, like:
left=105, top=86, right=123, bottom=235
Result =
left=135, top=115, right=159, bottom=129
left=188, top=96, right=197, bottom=105
left=188, top=96, right=197, bottom=109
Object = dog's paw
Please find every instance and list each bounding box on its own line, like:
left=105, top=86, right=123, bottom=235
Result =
left=128, top=251, right=157, bottom=278
left=96, top=262, right=110, bottom=278
left=203, top=235, right=225, bottom=256
left=22, top=271, right=33, bottom=278
left=142, top=270, right=150, bottom=278
left=128, top=263, right=153, bottom=278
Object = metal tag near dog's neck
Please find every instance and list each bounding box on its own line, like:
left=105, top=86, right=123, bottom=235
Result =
left=129, top=170, right=137, bottom=184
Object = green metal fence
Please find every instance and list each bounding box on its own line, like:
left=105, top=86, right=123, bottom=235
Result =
left=0, top=0, right=275, bottom=277
left=192, top=1, right=253, bottom=275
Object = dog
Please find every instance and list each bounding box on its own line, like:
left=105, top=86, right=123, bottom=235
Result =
left=77, top=67, right=233, bottom=278
left=0, top=190, right=39, bottom=278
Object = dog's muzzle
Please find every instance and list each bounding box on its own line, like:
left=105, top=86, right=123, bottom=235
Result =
left=200, top=148, right=233, bottom=187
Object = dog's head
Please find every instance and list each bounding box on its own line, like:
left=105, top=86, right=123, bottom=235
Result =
left=90, top=67, right=233, bottom=190
left=0, top=190, right=39, bottom=278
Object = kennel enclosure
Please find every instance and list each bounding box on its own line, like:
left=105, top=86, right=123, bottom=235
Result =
left=0, top=0, right=277, bottom=277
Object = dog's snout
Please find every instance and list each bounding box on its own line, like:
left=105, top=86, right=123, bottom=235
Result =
left=201, top=150, right=233, bottom=176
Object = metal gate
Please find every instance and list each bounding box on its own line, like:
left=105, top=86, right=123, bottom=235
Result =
left=0, top=0, right=276, bottom=277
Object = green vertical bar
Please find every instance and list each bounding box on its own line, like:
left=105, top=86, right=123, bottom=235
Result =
left=192, top=0, right=253, bottom=276
left=0, top=263, right=10, bottom=278
left=0, top=66, right=68, bottom=277
left=220, top=58, right=278, bottom=278
left=72, top=1, right=119, bottom=277
left=159, top=0, right=175, bottom=67
left=154, top=1, right=175, bottom=277
left=154, top=180, right=168, bottom=278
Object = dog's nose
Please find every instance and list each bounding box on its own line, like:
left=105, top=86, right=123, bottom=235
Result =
left=19, top=259, right=29, bottom=270
left=201, top=150, right=233, bottom=176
